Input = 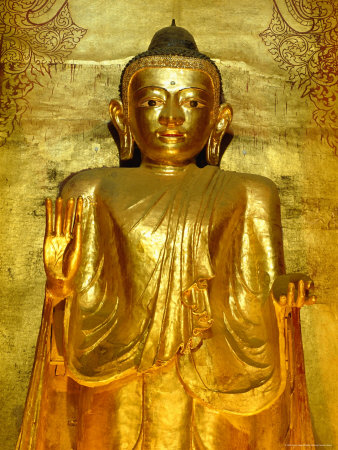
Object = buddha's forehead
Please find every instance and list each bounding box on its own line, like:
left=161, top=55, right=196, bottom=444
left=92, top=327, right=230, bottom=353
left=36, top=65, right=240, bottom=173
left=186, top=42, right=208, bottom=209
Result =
left=129, top=67, right=214, bottom=94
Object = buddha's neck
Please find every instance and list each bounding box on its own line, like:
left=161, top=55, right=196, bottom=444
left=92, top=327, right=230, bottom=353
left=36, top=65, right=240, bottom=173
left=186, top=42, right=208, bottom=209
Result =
left=140, top=158, right=196, bottom=175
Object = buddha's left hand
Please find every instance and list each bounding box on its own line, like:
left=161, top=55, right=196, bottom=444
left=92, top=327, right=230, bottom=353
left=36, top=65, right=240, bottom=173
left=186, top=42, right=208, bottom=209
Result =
left=44, top=197, right=83, bottom=300
left=271, top=273, right=316, bottom=309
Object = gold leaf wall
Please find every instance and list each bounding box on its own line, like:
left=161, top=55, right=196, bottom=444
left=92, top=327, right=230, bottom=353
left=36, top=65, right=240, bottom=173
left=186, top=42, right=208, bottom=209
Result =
left=0, top=0, right=337, bottom=448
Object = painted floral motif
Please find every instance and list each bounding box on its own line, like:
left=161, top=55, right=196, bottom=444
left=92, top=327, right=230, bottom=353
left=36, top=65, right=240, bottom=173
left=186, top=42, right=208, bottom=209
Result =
left=0, top=0, right=86, bottom=146
left=261, top=0, right=337, bottom=154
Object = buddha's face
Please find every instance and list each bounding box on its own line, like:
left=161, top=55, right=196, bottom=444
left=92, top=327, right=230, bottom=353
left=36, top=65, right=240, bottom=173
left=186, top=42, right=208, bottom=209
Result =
left=127, top=67, right=216, bottom=166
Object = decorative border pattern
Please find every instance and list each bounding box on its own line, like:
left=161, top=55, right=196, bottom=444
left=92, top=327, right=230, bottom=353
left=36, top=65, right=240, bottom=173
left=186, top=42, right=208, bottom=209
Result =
left=0, top=0, right=86, bottom=146
left=260, top=0, right=337, bottom=154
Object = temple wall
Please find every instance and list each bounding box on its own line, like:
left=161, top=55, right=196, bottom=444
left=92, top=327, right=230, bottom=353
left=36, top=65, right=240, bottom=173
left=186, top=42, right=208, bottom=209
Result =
left=0, top=0, right=337, bottom=448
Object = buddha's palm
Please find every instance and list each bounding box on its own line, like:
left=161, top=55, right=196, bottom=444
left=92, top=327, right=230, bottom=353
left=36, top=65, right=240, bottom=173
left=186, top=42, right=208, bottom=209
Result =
left=272, top=273, right=316, bottom=310
left=44, top=197, right=83, bottom=298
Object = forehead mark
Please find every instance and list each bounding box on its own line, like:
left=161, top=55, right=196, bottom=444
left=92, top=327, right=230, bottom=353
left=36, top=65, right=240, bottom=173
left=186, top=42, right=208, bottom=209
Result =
left=129, top=67, right=214, bottom=90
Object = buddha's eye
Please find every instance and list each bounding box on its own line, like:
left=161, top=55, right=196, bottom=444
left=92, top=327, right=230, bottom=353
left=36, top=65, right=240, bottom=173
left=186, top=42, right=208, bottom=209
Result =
left=182, top=99, right=206, bottom=109
left=139, top=98, right=164, bottom=107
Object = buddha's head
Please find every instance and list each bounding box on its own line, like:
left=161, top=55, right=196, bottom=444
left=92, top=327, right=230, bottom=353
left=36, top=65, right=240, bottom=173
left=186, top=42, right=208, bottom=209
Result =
left=110, top=20, right=232, bottom=166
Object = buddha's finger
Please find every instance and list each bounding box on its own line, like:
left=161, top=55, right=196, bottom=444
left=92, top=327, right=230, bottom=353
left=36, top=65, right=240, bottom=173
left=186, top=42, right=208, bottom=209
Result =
left=64, top=198, right=75, bottom=236
left=45, top=198, right=53, bottom=235
left=73, top=198, right=83, bottom=250
left=73, top=221, right=82, bottom=252
left=296, top=279, right=305, bottom=308
left=305, top=280, right=314, bottom=291
left=75, top=197, right=83, bottom=225
left=64, top=221, right=82, bottom=279
left=287, top=282, right=295, bottom=307
left=55, top=197, right=63, bottom=236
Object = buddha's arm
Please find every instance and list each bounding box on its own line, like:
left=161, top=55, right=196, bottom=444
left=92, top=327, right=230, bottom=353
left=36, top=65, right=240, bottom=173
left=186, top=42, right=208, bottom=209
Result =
left=59, top=172, right=120, bottom=382
left=244, top=175, right=316, bottom=310
left=59, top=171, right=105, bottom=304
left=43, top=172, right=102, bottom=303
left=232, top=175, right=285, bottom=304
left=45, top=171, right=110, bottom=375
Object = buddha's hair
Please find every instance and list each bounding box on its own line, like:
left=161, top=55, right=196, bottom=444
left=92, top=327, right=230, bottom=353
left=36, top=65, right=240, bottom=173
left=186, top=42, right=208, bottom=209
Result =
left=119, top=47, right=225, bottom=107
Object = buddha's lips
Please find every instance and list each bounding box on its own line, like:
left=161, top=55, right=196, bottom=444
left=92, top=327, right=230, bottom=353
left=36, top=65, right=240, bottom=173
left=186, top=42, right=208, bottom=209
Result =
left=157, top=131, right=186, bottom=143
left=160, top=132, right=184, bottom=137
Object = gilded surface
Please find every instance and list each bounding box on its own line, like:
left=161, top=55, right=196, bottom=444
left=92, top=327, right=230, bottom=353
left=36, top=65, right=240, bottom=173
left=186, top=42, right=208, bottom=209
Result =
left=0, top=1, right=337, bottom=449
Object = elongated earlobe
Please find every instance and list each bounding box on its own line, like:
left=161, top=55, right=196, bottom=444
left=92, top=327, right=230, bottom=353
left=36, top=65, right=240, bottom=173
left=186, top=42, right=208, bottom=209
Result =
left=109, top=99, right=134, bottom=160
left=206, top=134, right=220, bottom=166
left=119, top=126, right=134, bottom=160
left=206, top=104, right=232, bottom=166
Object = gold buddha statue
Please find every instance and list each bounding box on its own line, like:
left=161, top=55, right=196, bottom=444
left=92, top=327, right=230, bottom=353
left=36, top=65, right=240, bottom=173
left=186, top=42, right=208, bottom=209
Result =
left=17, top=21, right=316, bottom=450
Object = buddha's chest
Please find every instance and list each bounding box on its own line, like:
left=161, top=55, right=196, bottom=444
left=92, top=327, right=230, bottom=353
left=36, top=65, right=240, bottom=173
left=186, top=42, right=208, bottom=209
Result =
left=97, top=169, right=244, bottom=264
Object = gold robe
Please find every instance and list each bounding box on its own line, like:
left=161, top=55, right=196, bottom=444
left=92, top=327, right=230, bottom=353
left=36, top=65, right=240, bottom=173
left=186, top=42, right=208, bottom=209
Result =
left=17, top=164, right=314, bottom=449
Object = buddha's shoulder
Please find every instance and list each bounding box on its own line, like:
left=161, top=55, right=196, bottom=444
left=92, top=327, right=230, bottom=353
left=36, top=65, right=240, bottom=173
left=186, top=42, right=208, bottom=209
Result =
left=60, top=167, right=126, bottom=197
left=220, top=170, right=279, bottom=198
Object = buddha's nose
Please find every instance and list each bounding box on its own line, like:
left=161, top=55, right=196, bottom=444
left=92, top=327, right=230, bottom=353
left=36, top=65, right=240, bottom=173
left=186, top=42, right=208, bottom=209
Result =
left=159, top=98, right=185, bottom=127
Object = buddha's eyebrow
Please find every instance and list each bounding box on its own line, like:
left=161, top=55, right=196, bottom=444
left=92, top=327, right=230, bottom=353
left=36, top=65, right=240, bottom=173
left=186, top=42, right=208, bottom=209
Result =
left=135, top=86, right=166, bottom=93
left=135, top=86, right=209, bottom=94
left=178, top=87, right=208, bottom=94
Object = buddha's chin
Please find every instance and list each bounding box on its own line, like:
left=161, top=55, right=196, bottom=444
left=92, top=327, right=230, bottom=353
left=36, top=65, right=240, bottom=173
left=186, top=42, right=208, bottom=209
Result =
left=138, top=140, right=203, bottom=166
left=158, top=135, right=185, bottom=144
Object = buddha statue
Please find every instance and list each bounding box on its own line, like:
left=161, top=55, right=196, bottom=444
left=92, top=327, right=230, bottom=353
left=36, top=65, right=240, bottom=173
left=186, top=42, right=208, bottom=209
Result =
left=17, top=21, right=316, bottom=450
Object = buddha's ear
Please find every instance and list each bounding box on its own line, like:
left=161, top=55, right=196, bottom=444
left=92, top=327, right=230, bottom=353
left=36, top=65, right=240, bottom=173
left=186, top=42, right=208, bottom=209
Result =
left=206, top=104, right=232, bottom=166
left=109, top=99, right=134, bottom=160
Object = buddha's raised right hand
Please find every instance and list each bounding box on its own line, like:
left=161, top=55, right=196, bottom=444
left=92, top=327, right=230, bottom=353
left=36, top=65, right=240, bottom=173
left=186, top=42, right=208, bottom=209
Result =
left=44, top=197, right=83, bottom=299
